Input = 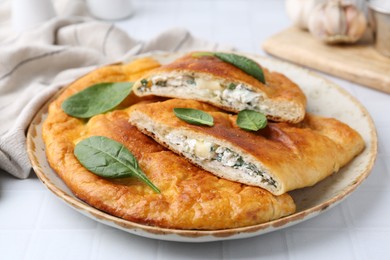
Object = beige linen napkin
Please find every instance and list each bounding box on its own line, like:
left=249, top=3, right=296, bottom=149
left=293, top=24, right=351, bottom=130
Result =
left=0, top=16, right=230, bottom=179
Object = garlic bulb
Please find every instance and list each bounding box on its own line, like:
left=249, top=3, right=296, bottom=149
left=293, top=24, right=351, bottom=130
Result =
left=308, top=0, right=367, bottom=43
left=286, top=0, right=326, bottom=30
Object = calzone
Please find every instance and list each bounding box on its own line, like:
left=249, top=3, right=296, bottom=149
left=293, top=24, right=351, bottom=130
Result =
left=132, top=53, right=307, bottom=123
left=42, top=59, right=296, bottom=230
left=129, top=99, right=365, bottom=195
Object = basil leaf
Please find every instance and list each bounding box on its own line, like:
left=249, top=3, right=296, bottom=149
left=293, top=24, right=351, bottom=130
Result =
left=62, top=82, right=133, bottom=118
left=173, top=108, right=214, bottom=126
left=227, top=83, right=237, bottom=90
left=236, top=110, right=267, bottom=131
left=140, top=79, right=148, bottom=86
left=191, top=51, right=214, bottom=58
left=74, top=136, right=160, bottom=193
left=214, top=53, right=266, bottom=84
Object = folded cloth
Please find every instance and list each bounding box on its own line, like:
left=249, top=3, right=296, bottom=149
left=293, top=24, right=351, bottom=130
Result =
left=0, top=16, right=231, bottom=179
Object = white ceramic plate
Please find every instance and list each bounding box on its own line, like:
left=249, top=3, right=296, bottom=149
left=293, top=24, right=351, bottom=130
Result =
left=27, top=52, right=377, bottom=242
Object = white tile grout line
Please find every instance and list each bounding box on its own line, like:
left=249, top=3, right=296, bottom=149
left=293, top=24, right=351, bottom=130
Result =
left=349, top=230, right=364, bottom=260
left=341, top=202, right=361, bottom=260
left=281, top=230, right=291, bottom=260
left=88, top=223, right=105, bottom=260
left=382, top=155, right=390, bottom=178
left=341, top=188, right=390, bottom=258
left=22, top=191, right=49, bottom=260
left=156, top=240, right=162, bottom=260
left=284, top=229, right=295, bottom=260
left=216, top=239, right=224, bottom=259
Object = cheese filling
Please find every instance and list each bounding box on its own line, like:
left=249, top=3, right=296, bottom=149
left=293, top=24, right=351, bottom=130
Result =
left=138, top=75, right=265, bottom=111
left=165, top=132, right=277, bottom=187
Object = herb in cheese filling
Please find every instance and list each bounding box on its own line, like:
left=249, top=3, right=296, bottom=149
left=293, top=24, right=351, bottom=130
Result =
left=165, top=133, right=277, bottom=187
left=139, top=74, right=264, bottom=112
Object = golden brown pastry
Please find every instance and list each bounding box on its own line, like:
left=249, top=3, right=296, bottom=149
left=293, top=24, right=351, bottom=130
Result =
left=129, top=99, right=365, bottom=195
left=42, top=58, right=296, bottom=230
left=133, top=53, right=307, bottom=123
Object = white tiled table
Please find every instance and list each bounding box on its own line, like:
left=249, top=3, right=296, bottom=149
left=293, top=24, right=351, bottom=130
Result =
left=1, top=0, right=390, bottom=259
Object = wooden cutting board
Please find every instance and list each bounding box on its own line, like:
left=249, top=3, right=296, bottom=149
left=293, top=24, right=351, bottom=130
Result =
left=263, top=26, right=390, bottom=94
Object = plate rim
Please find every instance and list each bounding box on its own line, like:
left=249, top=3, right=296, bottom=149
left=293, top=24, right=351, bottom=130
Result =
left=26, top=51, right=378, bottom=242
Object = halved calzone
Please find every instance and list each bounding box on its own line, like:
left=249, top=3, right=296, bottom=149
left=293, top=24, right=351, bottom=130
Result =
left=42, top=59, right=296, bottom=230
left=132, top=53, right=307, bottom=123
left=129, top=99, right=365, bottom=195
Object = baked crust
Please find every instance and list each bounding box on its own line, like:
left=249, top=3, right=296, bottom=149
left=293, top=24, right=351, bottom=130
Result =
left=129, top=99, right=365, bottom=195
left=133, top=53, right=307, bottom=123
left=42, top=58, right=296, bottom=230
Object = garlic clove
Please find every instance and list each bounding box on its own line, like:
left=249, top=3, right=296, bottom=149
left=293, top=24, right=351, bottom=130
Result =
left=308, top=4, right=329, bottom=41
left=326, top=1, right=348, bottom=35
left=302, top=0, right=326, bottom=30
left=308, top=0, right=367, bottom=43
left=313, top=7, right=328, bottom=39
left=345, top=4, right=359, bottom=24
left=346, top=6, right=367, bottom=41
left=286, top=0, right=306, bottom=29
left=286, top=0, right=326, bottom=30
left=324, top=1, right=338, bottom=35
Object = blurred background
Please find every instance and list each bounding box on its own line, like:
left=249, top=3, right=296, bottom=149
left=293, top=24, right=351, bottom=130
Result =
left=1, top=1, right=390, bottom=260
